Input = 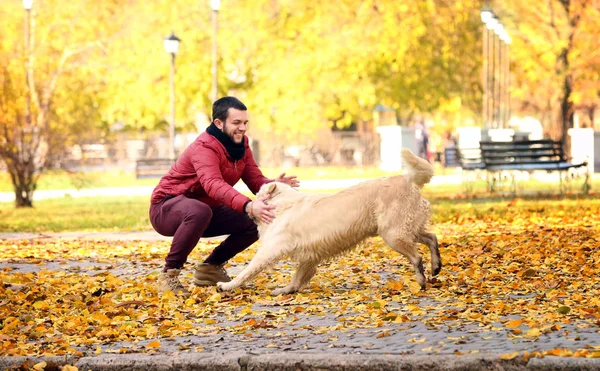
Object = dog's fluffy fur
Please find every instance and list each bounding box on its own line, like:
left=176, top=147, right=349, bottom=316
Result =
left=217, top=149, right=441, bottom=295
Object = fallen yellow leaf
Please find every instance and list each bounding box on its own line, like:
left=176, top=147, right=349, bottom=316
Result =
left=408, top=281, right=422, bottom=294
left=524, top=328, right=541, bottom=338
left=145, top=340, right=161, bottom=349
left=500, top=352, right=519, bottom=360
left=505, top=319, right=522, bottom=329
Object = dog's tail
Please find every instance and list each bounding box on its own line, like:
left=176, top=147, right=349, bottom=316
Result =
left=401, top=148, right=434, bottom=188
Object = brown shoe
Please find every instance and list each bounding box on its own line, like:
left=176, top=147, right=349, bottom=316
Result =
left=193, top=263, right=231, bottom=287
left=157, top=269, right=190, bottom=297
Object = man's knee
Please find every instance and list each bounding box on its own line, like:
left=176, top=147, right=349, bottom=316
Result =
left=184, top=202, right=213, bottom=227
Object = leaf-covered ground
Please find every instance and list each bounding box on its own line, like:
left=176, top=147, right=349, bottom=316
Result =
left=0, top=198, right=599, bottom=360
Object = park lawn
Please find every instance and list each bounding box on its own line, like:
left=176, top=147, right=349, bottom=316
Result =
left=0, top=196, right=151, bottom=233
left=1, top=191, right=598, bottom=233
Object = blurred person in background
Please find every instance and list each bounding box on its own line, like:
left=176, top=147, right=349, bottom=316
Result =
left=415, top=118, right=430, bottom=162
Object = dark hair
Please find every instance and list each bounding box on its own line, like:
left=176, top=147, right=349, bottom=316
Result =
left=212, top=96, right=247, bottom=123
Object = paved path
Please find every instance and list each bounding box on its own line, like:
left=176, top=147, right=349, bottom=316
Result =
left=0, top=175, right=465, bottom=203
left=1, top=352, right=599, bottom=370
left=0, top=230, right=172, bottom=241
left=1, top=170, right=594, bottom=203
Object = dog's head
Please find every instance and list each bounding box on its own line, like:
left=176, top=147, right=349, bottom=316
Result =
left=256, top=181, right=293, bottom=201
left=252, top=182, right=295, bottom=227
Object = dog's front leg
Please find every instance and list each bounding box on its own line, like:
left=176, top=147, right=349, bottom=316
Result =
left=217, top=241, right=287, bottom=292
left=272, top=261, right=317, bottom=296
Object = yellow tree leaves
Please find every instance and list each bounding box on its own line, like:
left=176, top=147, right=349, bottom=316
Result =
left=1, top=0, right=598, bottom=146
left=497, top=1, right=600, bottom=133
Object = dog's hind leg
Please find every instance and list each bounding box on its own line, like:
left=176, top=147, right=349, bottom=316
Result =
left=272, top=261, right=318, bottom=296
left=382, top=233, right=426, bottom=290
left=217, top=240, right=289, bottom=292
left=417, top=232, right=442, bottom=276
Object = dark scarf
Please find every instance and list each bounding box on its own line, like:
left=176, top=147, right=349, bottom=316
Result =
left=206, top=122, right=246, bottom=160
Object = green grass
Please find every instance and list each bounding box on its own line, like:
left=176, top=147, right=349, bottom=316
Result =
left=0, top=170, right=156, bottom=192
left=1, top=187, right=598, bottom=233
left=423, top=177, right=598, bottom=199
left=0, top=196, right=151, bottom=233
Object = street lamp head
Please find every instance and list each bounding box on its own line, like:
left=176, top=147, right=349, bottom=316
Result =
left=480, top=8, right=493, bottom=24
left=486, top=16, right=498, bottom=30
left=211, top=0, right=221, bottom=11
left=22, top=0, right=33, bottom=10
left=164, top=32, right=181, bottom=55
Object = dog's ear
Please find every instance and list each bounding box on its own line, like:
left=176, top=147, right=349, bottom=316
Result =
left=267, top=182, right=277, bottom=195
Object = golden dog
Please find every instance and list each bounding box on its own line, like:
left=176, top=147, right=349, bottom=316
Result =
left=217, top=149, right=441, bottom=295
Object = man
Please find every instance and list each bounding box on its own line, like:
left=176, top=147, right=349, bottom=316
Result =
left=149, top=96, right=299, bottom=296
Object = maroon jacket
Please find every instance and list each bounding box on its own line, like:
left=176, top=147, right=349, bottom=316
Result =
left=150, top=132, right=271, bottom=213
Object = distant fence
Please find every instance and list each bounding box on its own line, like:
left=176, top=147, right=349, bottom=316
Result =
left=53, top=131, right=382, bottom=170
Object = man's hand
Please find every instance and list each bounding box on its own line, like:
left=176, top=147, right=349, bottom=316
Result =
left=276, top=172, right=300, bottom=187
left=247, top=197, right=275, bottom=224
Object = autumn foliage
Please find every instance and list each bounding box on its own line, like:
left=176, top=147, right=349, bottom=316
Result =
left=1, top=197, right=599, bottom=358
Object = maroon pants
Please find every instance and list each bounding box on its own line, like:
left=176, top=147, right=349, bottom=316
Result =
left=149, top=195, right=258, bottom=271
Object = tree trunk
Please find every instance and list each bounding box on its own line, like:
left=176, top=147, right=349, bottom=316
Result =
left=560, top=69, right=574, bottom=152
left=15, top=185, right=34, bottom=208
left=6, top=160, right=37, bottom=208
left=557, top=0, right=587, bottom=154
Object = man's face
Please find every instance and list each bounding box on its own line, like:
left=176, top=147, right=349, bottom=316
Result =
left=216, top=108, right=248, bottom=144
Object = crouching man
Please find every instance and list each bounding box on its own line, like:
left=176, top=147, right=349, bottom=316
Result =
left=149, top=96, right=299, bottom=296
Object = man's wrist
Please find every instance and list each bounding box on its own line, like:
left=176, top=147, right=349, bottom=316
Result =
left=244, top=201, right=252, bottom=216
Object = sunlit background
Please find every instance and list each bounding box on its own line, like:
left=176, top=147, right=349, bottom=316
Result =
left=1, top=0, right=599, bottom=207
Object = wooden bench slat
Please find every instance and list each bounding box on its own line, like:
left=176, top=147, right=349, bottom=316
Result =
left=135, top=158, right=174, bottom=179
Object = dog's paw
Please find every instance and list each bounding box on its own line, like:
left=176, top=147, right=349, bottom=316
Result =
left=271, top=288, right=288, bottom=296
left=216, top=282, right=228, bottom=292
left=272, top=287, right=296, bottom=296
left=432, top=263, right=442, bottom=277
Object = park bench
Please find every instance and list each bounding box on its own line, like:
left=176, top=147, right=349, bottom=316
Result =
left=458, top=139, right=590, bottom=195
left=135, top=158, right=174, bottom=179
left=454, top=147, right=485, bottom=193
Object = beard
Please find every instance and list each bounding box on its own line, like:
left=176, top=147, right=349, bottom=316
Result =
left=222, top=123, right=244, bottom=144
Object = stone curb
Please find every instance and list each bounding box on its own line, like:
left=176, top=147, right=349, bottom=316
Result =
left=1, top=353, right=600, bottom=371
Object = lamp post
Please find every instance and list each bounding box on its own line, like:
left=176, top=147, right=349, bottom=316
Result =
left=210, top=0, right=220, bottom=102
left=164, top=32, right=181, bottom=160
left=481, top=6, right=511, bottom=130
left=485, top=15, right=498, bottom=128
left=480, top=7, right=493, bottom=129
left=23, top=0, right=33, bottom=131
left=499, top=29, right=511, bottom=129
left=493, top=22, right=503, bottom=129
